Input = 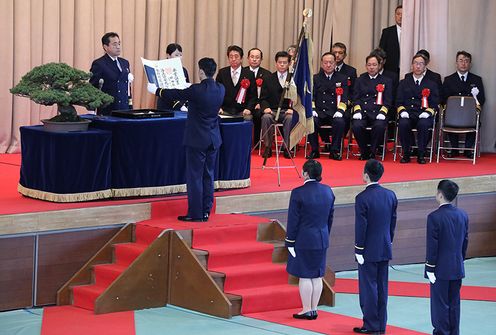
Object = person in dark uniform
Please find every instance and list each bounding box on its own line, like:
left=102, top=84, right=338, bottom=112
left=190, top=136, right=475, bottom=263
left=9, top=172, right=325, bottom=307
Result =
left=379, top=5, right=402, bottom=77
left=259, top=51, right=294, bottom=159
left=404, top=49, right=442, bottom=92
left=245, top=47, right=272, bottom=145
left=308, top=52, right=349, bottom=160
left=216, top=45, right=256, bottom=119
left=442, top=51, right=485, bottom=158
left=285, top=159, right=335, bottom=320
left=156, top=43, right=190, bottom=111
left=332, top=42, right=358, bottom=96
left=425, top=180, right=468, bottom=335
left=351, top=55, right=393, bottom=160
left=396, top=54, right=440, bottom=164
left=148, top=58, right=224, bottom=222
left=90, top=32, right=132, bottom=115
left=353, top=159, right=397, bottom=334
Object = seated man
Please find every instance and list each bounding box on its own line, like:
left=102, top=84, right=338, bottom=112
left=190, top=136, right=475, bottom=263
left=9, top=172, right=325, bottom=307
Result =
left=259, top=51, right=293, bottom=159
left=216, top=45, right=256, bottom=119
left=351, top=55, right=392, bottom=160
left=404, top=49, right=442, bottom=92
left=442, top=50, right=485, bottom=158
left=308, top=52, right=349, bottom=160
left=396, top=54, right=439, bottom=164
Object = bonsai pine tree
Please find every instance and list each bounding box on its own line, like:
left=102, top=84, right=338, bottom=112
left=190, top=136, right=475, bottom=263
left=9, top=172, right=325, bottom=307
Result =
left=10, top=62, right=114, bottom=122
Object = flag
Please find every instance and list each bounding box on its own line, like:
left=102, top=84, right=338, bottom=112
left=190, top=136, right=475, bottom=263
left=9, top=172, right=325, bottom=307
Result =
left=289, top=26, right=314, bottom=149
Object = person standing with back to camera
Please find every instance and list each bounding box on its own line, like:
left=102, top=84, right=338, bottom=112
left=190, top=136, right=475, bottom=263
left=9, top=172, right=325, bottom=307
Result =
left=285, top=159, right=335, bottom=320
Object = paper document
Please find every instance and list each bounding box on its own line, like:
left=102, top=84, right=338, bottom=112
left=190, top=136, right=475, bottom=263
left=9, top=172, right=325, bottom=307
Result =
left=141, top=57, right=189, bottom=89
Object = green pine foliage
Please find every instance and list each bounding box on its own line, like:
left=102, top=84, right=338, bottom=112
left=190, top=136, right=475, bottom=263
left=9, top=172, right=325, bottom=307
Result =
left=10, top=62, right=114, bottom=121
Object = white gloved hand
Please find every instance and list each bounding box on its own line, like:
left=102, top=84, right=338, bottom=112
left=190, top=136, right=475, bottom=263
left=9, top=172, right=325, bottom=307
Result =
left=312, top=110, right=318, bottom=117
left=427, top=271, right=436, bottom=284
left=288, top=247, right=296, bottom=258
left=180, top=105, right=188, bottom=112
left=376, top=114, right=386, bottom=120
left=333, top=111, right=343, bottom=118
left=147, top=83, right=158, bottom=95
left=419, top=112, right=430, bottom=119
left=471, top=87, right=479, bottom=97
left=355, top=253, right=364, bottom=265
left=353, top=113, right=362, bottom=120
left=128, top=73, right=134, bottom=83
left=400, top=111, right=409, bottom=119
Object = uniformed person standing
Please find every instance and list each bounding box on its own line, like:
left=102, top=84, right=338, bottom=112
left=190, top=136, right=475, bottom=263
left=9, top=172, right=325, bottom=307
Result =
left=396, top=54, right=440, bottom=164
left=353, top=159, right=397, bottom=334
left=425, top=180, right=468, bottom=335
left=351, top=55, right=393, bottom=160
left=308, top=52, right=349, bottom=160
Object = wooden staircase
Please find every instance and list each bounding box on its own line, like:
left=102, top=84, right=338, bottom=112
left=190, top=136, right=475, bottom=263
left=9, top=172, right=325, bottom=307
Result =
left=57, top=220, right=335, bottom=318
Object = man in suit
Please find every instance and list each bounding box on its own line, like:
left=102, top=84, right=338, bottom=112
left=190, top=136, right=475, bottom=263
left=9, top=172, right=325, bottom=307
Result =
left=260, top=51, right=294, bottom=159
left=285, top=159, right=334, bottom=320
left=351, top=55, right=393, bottom=160
left=245, top=48, right=272, bottom=145
left=396, top=54, right=440, bottom=164
left=354, top=159, right=398, bottom=334
left=90, top=32, right=132, bottom=115
left=379, top=5, right=402, bottom=76
left=425, top=180, right=468, bottom=335
left=148, top=58, right=224, bottom=222
left=442, top=51, right=485, bottom=158
left=216, top=45, right=256, bottom=119
left=404, top=49, right=442, bottom=92
left=308, top=52, right=349, bottom=160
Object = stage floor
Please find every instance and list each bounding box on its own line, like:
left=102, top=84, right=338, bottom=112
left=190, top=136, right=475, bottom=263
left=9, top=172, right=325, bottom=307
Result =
left=1, top=152, right=496, bottom=216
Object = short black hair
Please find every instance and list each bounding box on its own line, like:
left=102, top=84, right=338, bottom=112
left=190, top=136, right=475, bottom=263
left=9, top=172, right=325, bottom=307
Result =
left=198, top=58, right=217, bottom=77
left=370, top=48, right=387, bottom=63
left=248, top=47, right=263, bottom=60
left=437, top=180, right=459, bottom=202
left=227, top=45, right=244, bottom=58
left=303, top=159, right=323, bottom=182
left=412, top=53, right=428, bottom=64
left=395, top=5, right=403, bottom=12
left=166, top=43, right=183, bottom=55
left=332, top=42, right=347, bottom=54
left=321, top=52, right=335, bottom=61
left=456, top=50, right=472, bottom=62
left=416, top=49, right=430, bottom=61
left=275, top=51, right=290, bottom=62
left=365, top=54, right=379, bottom=64
left=364, top=159, right=384, bottom=182
left=102, top=32, right=119, bottom=46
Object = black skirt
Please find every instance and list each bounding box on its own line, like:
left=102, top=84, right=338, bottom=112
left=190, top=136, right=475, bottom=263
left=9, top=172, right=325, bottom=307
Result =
left=286, top=248, right=327, bottom=278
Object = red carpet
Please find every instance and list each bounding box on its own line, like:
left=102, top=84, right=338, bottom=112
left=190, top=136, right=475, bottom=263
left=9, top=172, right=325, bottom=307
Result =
left=334, top=278, right=496, bottom=301
left=41, top=306, right=135, bottom=335
left=2, top=152, right=496, bottom=215
left=192, top=223, right=301, bottom=314
left=247, top=308, right=429, bottom=335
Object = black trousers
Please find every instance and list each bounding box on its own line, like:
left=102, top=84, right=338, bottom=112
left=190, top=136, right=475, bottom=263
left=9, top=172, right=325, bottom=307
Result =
left=398, top=114, right=433, bottom=154
left=308, top=115, right=348, bottom=153
left=352, top=115, right=387, bottom=155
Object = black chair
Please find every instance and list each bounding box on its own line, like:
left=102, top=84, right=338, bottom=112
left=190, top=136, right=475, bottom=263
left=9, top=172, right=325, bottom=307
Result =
left=437, top=96, right=480, bottom=164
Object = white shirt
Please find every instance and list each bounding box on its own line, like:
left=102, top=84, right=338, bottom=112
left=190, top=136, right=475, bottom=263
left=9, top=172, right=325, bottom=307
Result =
left=366, top=181, right=379, bottom=187
left=231, top=67, right=241, bottom=85
left=396, top=24, right=402, bottom=43
left=413, top=74, right=425, bottom=85
left=250, top=66, right=259, bottom=78
left=304, top=178, right=316, bottom=184
left=457, top=71, right=468, bottom=82
left=369, top=74, right=378, bottom=80
left=278, top=71, right=288, bottom=87
left=336, top=64, right=343, bottom=72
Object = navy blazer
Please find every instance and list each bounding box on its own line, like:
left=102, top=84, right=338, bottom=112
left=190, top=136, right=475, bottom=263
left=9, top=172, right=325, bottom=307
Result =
left=379, top=25, right=400, bottom=73
left=216, top=66, right=256, bottom=114
left=442, top=72, right=485, bottom=106
left=158, top=78, right=224, bottom=149
left=404, top=69, right=442, bottom=92
left=336, top=62, right=357, bottom=98
left=425, top=204, right=469, bottom=280
left=396, top=76, right=440, bottom=115
left=352, top=73, right=393, bottom=116
left=313, top=70, right=349, bottom=118
left=89, top=54, right=130, bottom=114
left=285, top=181, right=335, bottom=250
left=355, top=184, right=398, bottom=262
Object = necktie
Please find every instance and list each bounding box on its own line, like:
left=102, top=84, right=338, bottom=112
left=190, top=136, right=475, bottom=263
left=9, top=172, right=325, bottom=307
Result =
left=114, top=59, right=122, bottom=72
left=415, top=80, right=420, bottom=86
left=232, top=71, right=239, bottom=86
left=461, top=75, right=465, bottom=82
left=279, top=74, right=285, bottom=87
left=328, top=75, right=332, bottom=81
left=336, top=66, right=340, bottom=73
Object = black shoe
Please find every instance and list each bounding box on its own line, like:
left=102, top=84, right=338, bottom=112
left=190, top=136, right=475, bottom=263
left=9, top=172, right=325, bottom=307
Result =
left=177, top=215, right=206, bottom=222
left=353, top=327, right=382, bottom=334
left=306, top=151, right=320, bottom=159
left=322, top=144, right=331, bottom=153
left=417, top=155, right=426, bottom=164
left=400, top=155, right=411, bottom=163
left=369, top=153, right=376, bottom=160
left=447, top=150, right=459, bottom=158
left=203, top=213, right=209, bottom=221
left=283, top=151, right=291, bottom=159
left=311, top=310, right=318, bottom=320
left=330, top=152, right=342, bottom=161
left=464, top=151, right=474, bottom=159
left=263, top=147, right=272, bottom=158
left=292, top=311, right=314, bottom=320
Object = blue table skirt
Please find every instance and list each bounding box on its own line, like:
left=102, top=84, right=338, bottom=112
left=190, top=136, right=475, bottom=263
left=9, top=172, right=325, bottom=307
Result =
left=19, top=113, right=252, bottom=201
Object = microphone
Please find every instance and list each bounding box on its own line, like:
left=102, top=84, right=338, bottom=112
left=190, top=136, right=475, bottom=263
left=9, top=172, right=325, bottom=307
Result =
left=98, top=78, right=104, bottom=90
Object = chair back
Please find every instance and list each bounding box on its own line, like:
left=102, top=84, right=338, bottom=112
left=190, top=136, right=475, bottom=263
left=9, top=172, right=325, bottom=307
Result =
left=444, top=96, right=477, bottom=128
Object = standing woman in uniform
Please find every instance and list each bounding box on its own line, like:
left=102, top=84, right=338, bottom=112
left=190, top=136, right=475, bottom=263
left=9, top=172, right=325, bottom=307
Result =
left=285, top=159, right=335, bottom=320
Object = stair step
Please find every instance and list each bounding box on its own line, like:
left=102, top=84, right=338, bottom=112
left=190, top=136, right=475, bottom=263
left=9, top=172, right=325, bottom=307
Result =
left=193, top=224, right=259, bottom=246
left=93, top=263, right=127, bottom=287
left=197, top=241, right=275, bottom=268
left=114, top=242, right=147, bottom=266
left=72, top=284, right=107, bottom=311
left=225, top=293, right=242, bottom=316
left=211, top=263, right=289, bottom=291
left=230, top=284, right=301, bottom=314
left=135, top=225, right=162, bottom=245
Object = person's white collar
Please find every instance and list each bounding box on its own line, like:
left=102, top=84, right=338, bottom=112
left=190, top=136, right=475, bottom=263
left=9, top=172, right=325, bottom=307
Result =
left=250, top=66, right=259, bottom=72
left=413, top=74, right=425, bottom=82
left=304, top=179, right=316, bottom=184
left=107, top=54, right=118, bottom=61
left=457, top=70, right=468, bottom=78
left=366, top=181, right=379, bottom=187
left=439, top=202, right=451, bottom=208
left=369, top=74, right=378, bottom=79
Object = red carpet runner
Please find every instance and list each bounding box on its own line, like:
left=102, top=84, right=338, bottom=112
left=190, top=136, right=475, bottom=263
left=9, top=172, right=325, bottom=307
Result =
left=334, top=278, right=496, bottom=301
left=247, top=308, right=429, bottom=335
left=192, top=223, right=302, bottom=314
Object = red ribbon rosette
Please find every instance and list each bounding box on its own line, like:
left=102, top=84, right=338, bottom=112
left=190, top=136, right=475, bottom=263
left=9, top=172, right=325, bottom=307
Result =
left=375, top=84, right=385, bottom=105
left=236, top=79, right=250, bottom=104
left=256, top=78, right=263, bottom=87
left=421, top=88, right=430, bottom=108
left=336, top=87, right=344, bottom=105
